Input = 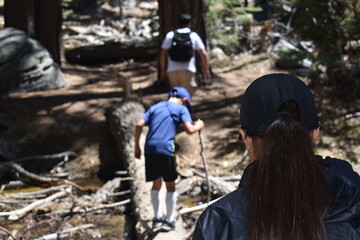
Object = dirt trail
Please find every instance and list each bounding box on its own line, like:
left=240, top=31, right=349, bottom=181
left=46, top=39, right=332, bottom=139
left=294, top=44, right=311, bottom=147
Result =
left=2, top=55, right=359, bottom=178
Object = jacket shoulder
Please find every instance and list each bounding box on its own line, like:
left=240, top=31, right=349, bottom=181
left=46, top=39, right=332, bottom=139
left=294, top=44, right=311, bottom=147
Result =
left=193, top=188, right=249, bottom=240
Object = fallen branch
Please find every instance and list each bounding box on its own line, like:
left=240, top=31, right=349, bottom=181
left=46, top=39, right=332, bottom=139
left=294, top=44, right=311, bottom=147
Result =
left=0, top=187, right=69, bottom=220
left=42, top=199, right=131, bottom=217
left=179, top=196, right=223, bottom=215
left=219, top=175, right=242, bottom=182
left=0, top=181, right=27, bottom=192
left=115, top=170, right=128, bottom=176
left=109, top=189, right=131, bottom=197
left=176, top=176, right=201, bottom=195
left=0, top=163, right=61, bottom=187
left=1, top=185, right=67, bottom=199
left=88, top=199, right=131, bottom=212
left=64, top=180, right=91, bottom=192
left=0, top=226, right=18, bottom=240
left=2, top=151, right=77, bottom=165
left=33, top=223, right=94, bottom=240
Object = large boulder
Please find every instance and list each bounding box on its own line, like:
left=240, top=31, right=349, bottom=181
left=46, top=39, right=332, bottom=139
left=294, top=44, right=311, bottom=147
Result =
left=0, top=27, right=67, bottom=95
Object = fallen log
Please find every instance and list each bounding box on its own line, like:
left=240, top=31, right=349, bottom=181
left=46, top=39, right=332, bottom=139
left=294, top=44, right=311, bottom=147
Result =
left=176, top=176, right=202, bottom=195
left=65, top=41, right=157, bottom=64
left=106, top=99, right=188, bottom=239
left=194, top=171, right=236, bottom=197
left=92, top=177, right=122, bottom=203
left=207, top=176, right=236, bottom=196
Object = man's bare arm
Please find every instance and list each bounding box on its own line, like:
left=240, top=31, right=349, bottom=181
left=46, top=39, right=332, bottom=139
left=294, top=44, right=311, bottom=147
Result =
left=159, top=48, right=168, bottom=81
left=134, top=119, right=146, bottom=158
left=197, top=49, right=210, bottom=79
left=183, top=120, right=204, bottom=134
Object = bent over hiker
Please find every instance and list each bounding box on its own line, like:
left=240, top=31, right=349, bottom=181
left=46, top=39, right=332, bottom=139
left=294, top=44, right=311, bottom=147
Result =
left=160, top=13, right=210, bottom=96
left=134, top=87, right=204, bottom=230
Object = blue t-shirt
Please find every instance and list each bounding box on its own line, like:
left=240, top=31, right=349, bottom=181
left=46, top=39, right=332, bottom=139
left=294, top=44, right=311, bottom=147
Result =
left=142, top=101, right=193, bottom=156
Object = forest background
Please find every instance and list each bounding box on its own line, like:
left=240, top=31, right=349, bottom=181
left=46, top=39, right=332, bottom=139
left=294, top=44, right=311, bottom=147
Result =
left=0, top=0, right=359, bottom=239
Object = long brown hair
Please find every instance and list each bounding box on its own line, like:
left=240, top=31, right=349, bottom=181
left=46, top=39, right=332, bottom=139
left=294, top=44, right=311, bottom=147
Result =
left=247, top=100, right=329, bottom=240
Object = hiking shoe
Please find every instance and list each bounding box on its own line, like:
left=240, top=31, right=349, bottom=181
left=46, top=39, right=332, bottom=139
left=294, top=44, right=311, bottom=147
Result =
left=162, top=220, right=175, bottom=231
left=152, top=216, right=165, bottom=228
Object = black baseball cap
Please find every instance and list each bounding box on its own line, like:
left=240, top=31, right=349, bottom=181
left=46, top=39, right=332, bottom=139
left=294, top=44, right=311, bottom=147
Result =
left=240, top=73, right=320, bottom=136
left=179, top=13, right=192, bottom=26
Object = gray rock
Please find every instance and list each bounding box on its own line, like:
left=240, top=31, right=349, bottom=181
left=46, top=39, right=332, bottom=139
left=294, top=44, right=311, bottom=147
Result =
left=271, top=37, right=313, bottom=69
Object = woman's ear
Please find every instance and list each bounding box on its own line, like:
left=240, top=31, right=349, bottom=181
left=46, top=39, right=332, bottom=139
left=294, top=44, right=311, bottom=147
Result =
left=181, top=97, right=188, bottom=105
left=310, top=127, right=320, bottom=143
left=239, top=128, right=256, bottom=162
left=239, top=128, right=252, bottom=149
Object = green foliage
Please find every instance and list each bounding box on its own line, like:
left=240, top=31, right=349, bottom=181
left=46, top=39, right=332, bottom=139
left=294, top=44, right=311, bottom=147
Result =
left=205, top=0, right=261, bottom=54
left=290, top=0, right=360, bottom=79
left=62, top=0, right=74, bottom=19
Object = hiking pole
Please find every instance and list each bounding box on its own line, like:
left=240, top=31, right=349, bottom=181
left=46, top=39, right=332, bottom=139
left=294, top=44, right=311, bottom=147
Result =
left=198, top=130, right=211, bottom=204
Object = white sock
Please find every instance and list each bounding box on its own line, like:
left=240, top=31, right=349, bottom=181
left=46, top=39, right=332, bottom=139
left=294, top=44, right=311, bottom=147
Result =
left=166, top=191, right=178, bottom=222
left=151, top=190, right=162, bottom=219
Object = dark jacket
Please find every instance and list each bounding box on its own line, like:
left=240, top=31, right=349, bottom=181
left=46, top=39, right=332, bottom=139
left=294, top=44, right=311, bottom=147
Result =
left=193, top=156, right=360, bottom=240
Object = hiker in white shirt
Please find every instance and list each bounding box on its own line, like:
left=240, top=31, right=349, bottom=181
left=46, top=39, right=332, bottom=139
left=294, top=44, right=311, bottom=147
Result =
left=160, top=13, right=210, bottom=96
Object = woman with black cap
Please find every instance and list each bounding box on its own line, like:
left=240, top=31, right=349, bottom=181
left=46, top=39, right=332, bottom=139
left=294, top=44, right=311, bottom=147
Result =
left=192, top=73, right=360, bottom=240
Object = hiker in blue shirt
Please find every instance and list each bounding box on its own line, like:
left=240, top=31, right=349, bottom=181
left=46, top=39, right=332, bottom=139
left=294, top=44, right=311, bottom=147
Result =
left=134, top=86, right=204, bottom=230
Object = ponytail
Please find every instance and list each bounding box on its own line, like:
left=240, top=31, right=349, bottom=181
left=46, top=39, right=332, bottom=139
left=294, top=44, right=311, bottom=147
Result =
left=247, top=100, right=329, bottom=240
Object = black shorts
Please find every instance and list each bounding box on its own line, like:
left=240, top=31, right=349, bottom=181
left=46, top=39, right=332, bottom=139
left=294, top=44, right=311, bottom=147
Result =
left=145, top=153, right=177, bottom=182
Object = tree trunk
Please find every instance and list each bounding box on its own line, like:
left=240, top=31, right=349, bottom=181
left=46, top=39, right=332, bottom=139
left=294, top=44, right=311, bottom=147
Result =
left=34, top=0, right=63, bottom=65
left=4, top=0, right=36, bottom=36
left=158, top=0, right=208, bottom=44
left=4, top=0, right=62, bottom=65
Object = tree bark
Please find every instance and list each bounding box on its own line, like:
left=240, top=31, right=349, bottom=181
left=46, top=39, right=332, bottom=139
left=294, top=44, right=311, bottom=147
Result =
left=157, top=0, right=210, bottom=85
left=158, top=0, right=207, bottom=44
left=4, top=0, right=62, bottom=65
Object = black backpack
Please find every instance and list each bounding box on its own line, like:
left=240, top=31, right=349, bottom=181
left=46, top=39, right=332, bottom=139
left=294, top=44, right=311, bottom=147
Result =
left=168, top=30, right=193, bottom=62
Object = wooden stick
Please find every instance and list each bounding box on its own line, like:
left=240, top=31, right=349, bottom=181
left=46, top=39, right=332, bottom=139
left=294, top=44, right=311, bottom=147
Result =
left=1, top=185, right=67, bottom=199
left=1, top=151, right=77, bottom=165
left=0, top=163, right=61, bottom=186
left=109, top=190, right=131, bottom=197
left=87, top=199, right=131, bottom=212
left=179, top=196, right=223, bottom=215
left=41, top=199, right=131, bottom=216
left=119, top=177, right=134, bottom=181
left=0, top=188, right=69, bottom=220
left=0, top=226, right=18, bottom=240
left=198, top=131, right=211, bottom=204
left=64, top=180, right=89, bottom=192
left=33, top=223, right=94, bottom=240
left=115, top=170, right=128, bottom=176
